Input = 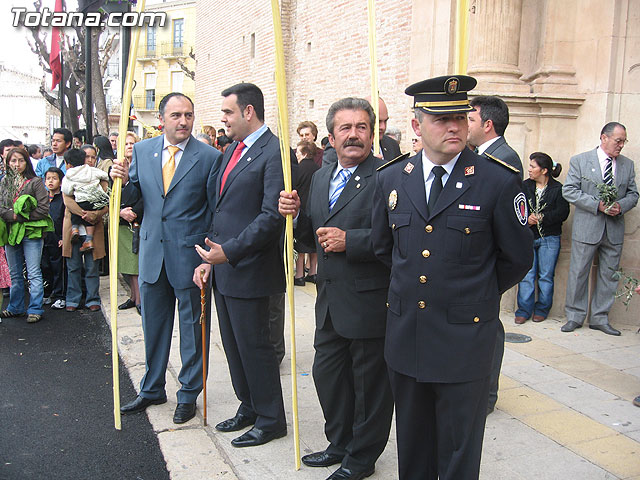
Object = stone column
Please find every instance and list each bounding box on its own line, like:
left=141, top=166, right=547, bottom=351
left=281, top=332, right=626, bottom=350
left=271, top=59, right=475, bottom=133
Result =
left=467, top=0, right=529, bottom=93
left=520, top=0, right=578, bottom=94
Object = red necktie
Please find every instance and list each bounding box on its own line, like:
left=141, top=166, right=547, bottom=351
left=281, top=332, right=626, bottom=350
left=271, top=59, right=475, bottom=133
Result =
left=220, top=141, right=245, bottom=192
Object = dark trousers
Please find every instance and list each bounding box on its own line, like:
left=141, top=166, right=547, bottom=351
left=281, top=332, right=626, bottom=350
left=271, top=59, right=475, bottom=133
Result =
left=313, top=314, right=393, bottom=472
left=268, top=292, right=285, bottom=364
left=488, top=319, right=505, bottom=410
left=214, top=291, right=286, bottom=432
left=389, top=368, right=490, bottom=480
left=42, top=243, right=65, bottom=300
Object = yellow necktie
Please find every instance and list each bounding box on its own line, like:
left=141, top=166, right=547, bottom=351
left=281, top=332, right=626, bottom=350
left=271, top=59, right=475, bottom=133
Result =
left=163, top=145, right=180, bottom=193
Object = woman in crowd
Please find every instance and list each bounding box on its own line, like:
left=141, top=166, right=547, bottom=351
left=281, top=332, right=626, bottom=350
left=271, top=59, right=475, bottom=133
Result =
left=515, top=152, right=570, bottom=324
left=117, top=132, right=143, bottom=315
left=0, top=147, right=50, bottom=323
left=93, top=135, right=115, bottom=175
left=293, top=140, right=320, bottom=286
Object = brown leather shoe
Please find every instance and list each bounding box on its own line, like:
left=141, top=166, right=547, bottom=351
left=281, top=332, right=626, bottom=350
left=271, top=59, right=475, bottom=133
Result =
left=71, top=227, right=80, bottom=243
left=79, top=240, right=94, bottom=252
left=533, top=315, right=545, bottom=322
left=514, top=316, right=527, bottom=324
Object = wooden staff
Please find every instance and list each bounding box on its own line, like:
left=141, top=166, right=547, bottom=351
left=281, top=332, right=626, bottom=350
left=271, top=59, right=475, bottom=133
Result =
left=199, top=268, right=208, bottom=426
left=270, top=0, right=300, bottom=470
left=455, top=0, right=470, bottom=74
left=108, top=0, right=146, bottom=430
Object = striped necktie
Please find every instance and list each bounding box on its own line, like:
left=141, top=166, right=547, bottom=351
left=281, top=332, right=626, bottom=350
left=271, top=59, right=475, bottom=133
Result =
left=329, top=169, right=352, bottom=211
left=603, top=157, right=613, bottom=186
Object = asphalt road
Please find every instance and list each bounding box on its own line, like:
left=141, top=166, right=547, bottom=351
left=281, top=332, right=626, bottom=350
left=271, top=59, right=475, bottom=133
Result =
left=0, top=304, right=169, bottom=480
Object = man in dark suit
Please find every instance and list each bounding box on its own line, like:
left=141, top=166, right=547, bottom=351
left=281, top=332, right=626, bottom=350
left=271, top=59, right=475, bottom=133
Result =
left=371, top=75, right=533, bottom=480
left=279, top=97, right=393, bottom=480
left=468, top=95, right=522, bottom=174
left=561, top=122, right=638, bottom=336
left=194, top=83, right=287, bottom=448
left=467, top=94, right=523, bottom=414
left=113, top=93, right=222, bottom=424
left=323, top=97, right=401, bottom=166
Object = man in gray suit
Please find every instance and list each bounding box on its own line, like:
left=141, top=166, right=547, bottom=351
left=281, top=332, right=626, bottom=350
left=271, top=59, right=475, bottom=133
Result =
left=468, top=95, right=523, bottom=174
left=112, top=93, right=222, bottom=423
left=467, top=95, right=523, bottom=415
left=279, top=98, right=393, bottom=480
left=562, top=122, right=638, bottom=336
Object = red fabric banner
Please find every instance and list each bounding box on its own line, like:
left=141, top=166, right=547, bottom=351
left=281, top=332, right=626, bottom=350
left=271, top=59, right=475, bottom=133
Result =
left=49, top=0, right=63, bottom=90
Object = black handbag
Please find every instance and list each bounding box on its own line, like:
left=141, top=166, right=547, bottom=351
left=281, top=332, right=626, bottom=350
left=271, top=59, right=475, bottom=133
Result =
left=131, top=222, right=140, bottom=254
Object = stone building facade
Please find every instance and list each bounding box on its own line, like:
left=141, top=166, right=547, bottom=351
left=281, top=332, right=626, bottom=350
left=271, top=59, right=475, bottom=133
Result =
left=194, top=0, right=640, bottom=325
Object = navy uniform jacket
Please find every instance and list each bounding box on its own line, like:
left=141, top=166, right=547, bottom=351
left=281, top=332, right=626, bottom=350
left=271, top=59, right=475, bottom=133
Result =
left=371, top=147, right=533, bottom=383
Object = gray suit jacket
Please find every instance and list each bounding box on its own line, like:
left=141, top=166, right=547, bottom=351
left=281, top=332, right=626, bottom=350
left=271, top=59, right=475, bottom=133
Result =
left=129, top=135, right=221, bottom=289
left=483, top=136, right=523, bottom=174
left=562, top=148, right=638, bottom=245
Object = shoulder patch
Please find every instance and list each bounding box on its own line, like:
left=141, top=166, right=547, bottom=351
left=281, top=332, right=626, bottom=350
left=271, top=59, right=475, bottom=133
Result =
left=377, top=152, right=410, bottom=172
left=484, top=153, right=520, bottom=174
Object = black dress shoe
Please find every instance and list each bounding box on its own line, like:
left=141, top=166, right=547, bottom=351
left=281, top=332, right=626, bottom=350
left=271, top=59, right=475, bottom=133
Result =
left=215, top=412, right=257, bottom=432
left=294, top=277, right=305, bottom=286
left=120, top=395, right=167, bottom=415
left=231, top=426, right=287, bottom=447
left=326, top=466, right=375, bottom=480
left=118, top=298, right=136, bottom=310
left=589, top=324, right=621, bottom=336
left=173, top=403, right=197, bottom=424
left=304, top=274, right=317, bottom=284
left=302, top=450, right=344, bottom=467
left=561, top=321, right=582, bottom=332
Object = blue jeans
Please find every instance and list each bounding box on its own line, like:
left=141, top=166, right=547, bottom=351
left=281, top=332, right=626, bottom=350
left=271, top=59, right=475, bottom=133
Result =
left=516, top=235, right=561, bottom=319
left=66, top=240, right=100, bottom=308
left=5, top=238, right=44, bottom=315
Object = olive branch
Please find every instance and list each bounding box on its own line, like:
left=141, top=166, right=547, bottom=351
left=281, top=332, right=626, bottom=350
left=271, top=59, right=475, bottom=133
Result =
left=582, top=176, right=618, bottom=214
left=527, top=197, right=546, bottom=238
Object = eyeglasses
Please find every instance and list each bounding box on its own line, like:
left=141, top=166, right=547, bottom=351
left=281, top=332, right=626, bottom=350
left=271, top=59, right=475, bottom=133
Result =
left=608, top=136, right=628, bottom=145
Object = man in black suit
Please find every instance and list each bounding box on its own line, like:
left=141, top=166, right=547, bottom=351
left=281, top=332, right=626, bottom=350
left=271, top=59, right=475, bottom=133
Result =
left=323, top=97, right=401, bottom=166
left=279, top=97, right=393, bottom=480
left=467, top=94, right=523, bottom=415
left=371, top=76, right=532, bottom=479
left=468, top=95, right=522, bottom=173
left=194, top=83, right=287, bottom=448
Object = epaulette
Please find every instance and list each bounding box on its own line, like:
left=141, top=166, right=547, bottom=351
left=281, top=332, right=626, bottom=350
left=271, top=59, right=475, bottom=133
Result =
left=484, top=153, right=520, bottom=174
left=377, top=152, right=410, bottom=171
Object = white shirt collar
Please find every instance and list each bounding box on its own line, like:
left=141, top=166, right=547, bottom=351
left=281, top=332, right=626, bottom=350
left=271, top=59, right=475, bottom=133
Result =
left=477, top=136, right=501, bottom=155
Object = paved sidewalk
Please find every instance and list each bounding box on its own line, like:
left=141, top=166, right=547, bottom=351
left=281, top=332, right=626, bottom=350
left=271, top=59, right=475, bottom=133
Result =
left=102, top=279, right=640, bottom=480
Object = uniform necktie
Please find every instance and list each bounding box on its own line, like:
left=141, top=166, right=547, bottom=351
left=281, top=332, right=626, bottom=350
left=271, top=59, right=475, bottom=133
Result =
left=427, top=166, right=446, bottom=216
left=220, top=141, right=245, bottom=192
left=329, top=169, right=352, bottom=211
left=163, top=145, right=180, bottom=194
left=604, top=157, right=613, bottom=186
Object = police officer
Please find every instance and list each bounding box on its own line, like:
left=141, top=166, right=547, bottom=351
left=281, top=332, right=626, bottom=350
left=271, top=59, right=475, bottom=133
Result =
left=371, top=75, right=533, bottom=480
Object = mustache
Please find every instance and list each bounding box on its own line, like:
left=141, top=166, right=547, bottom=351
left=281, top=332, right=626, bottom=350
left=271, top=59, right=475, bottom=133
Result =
left=343, top=139, right=365, bottom=148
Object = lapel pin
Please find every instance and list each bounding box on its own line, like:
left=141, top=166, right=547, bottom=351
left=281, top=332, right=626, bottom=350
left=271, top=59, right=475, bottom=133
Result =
left=456, top=182, right=463, bottom=189
left=356, top=183, right=361, bottom=189
left=355, top=176, right=360, bottom=181
left=404, top=163, right=414, bottom=174
left=246, top=157, right=252, bottom=162
left=154, top=152, right=158, bottom=157
left=388, top=189, right=398, bottom=210
left=591, top=168, right=595, bottom=172
left=465, top=166, right=474, bottom=176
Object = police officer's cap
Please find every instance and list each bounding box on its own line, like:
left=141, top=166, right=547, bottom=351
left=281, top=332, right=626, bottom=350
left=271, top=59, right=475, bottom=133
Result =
left=405, top=75, right=477, bottom=115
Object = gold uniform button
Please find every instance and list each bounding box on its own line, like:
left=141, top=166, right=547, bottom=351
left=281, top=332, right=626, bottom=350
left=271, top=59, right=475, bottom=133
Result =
left=473, top=316, right=480, bottom=323
left=392, top=224, right=396, bottom=229
left=422, top=249, right=430, bottom=258
left=418, top=301, right=426, bottom=309
left=425, top=225, right=433, bottom=233
left=464, top=227, right=471, bottom=234
left=386, top=302, right=390, bottom=308
left=419, top=275, right=427, bottom=284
